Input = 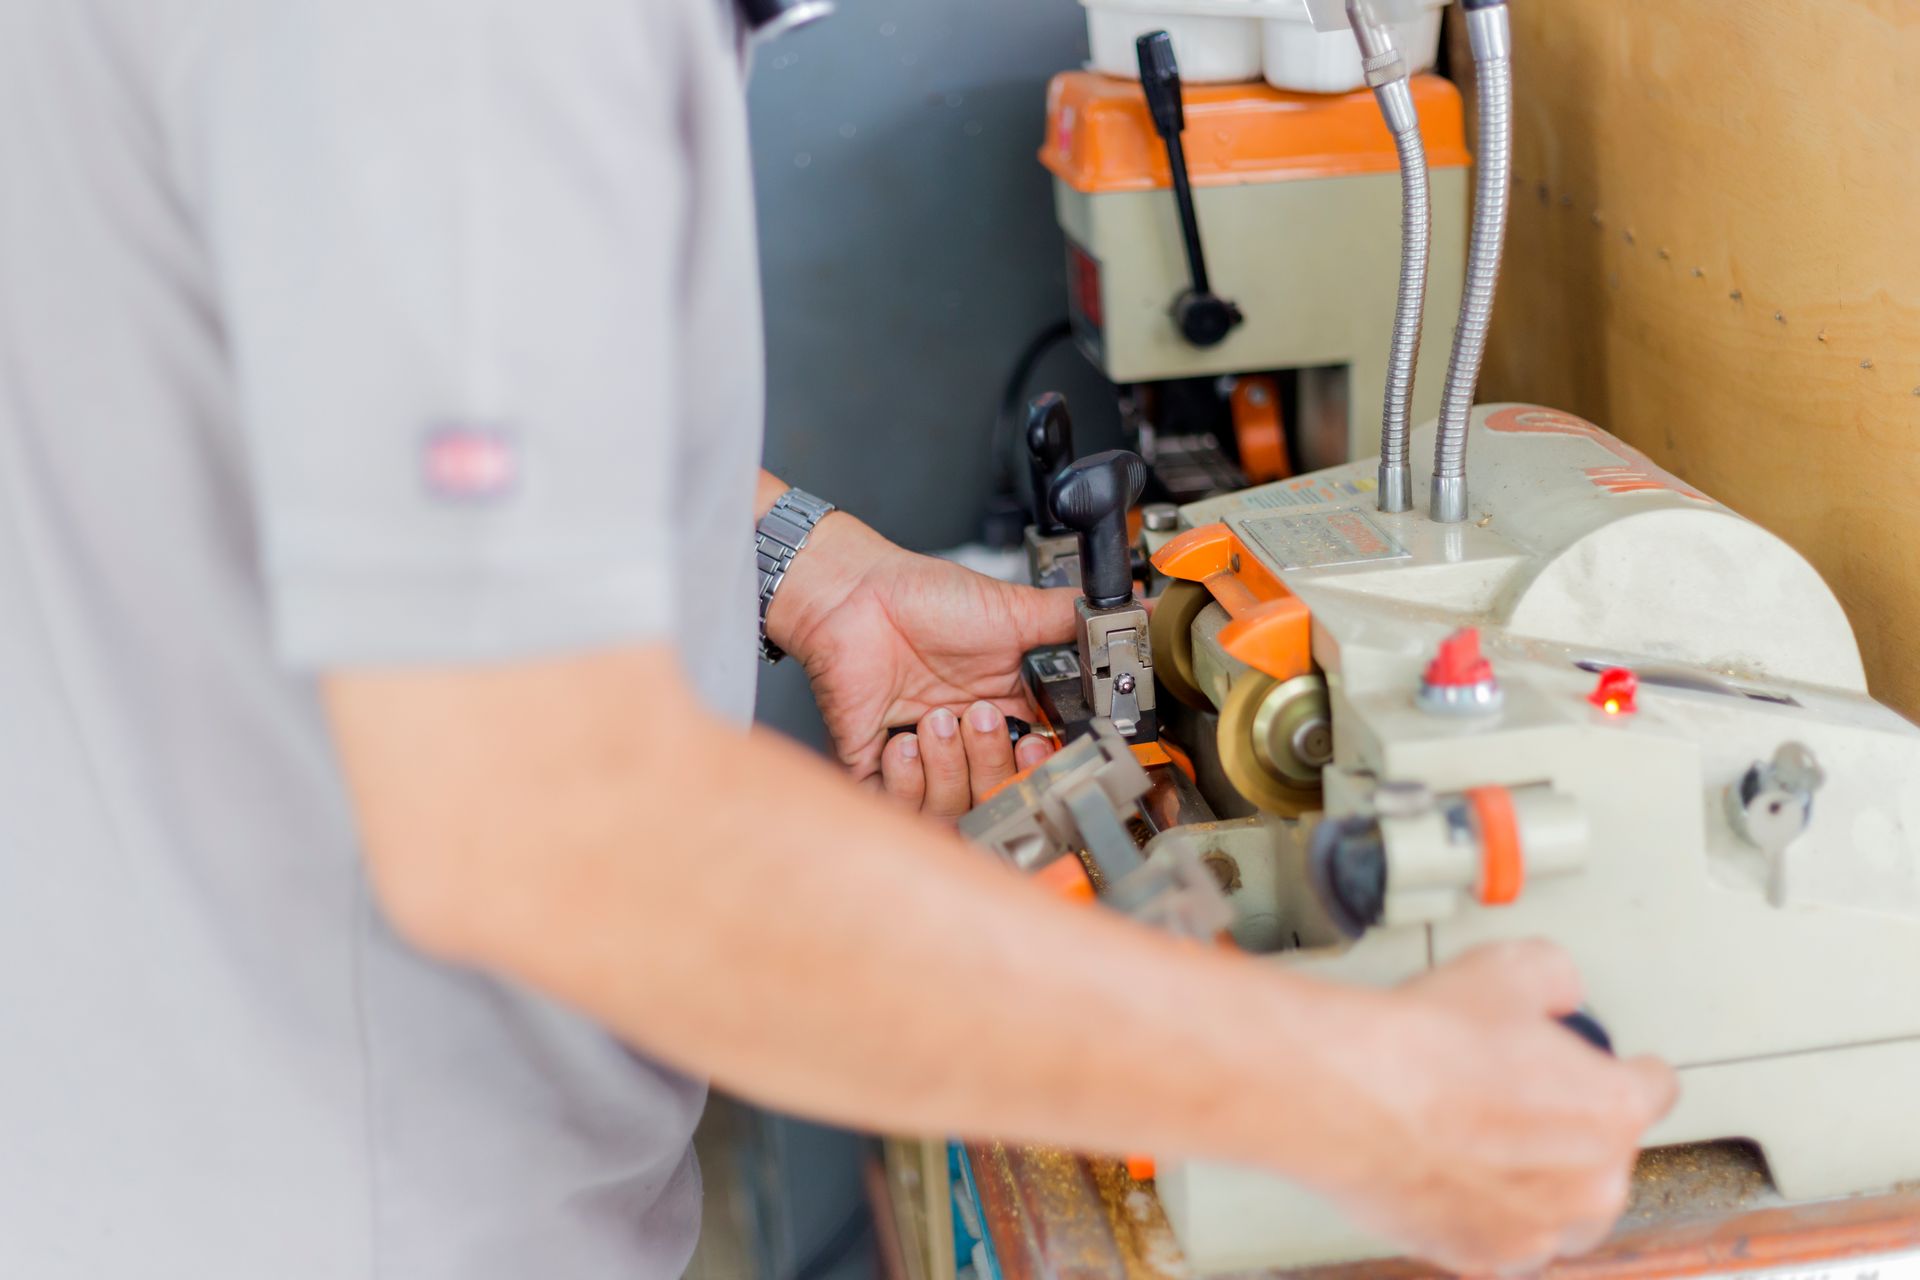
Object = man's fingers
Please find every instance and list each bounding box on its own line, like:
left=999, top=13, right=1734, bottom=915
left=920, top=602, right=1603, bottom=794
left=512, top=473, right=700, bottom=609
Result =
left=1011, top=585, right=1082, bottom=650
left=961, top=702, right=1017, bottom=803
left=1622, top=1055, right=1681, bottom=1122
left=917, top=707, right=971, bottom=819
left=1015, top=733, right=1052, bottom=772
left=879, top=732, right=926, bottom=810
left=1433, top=939, right=1586, bottom=1018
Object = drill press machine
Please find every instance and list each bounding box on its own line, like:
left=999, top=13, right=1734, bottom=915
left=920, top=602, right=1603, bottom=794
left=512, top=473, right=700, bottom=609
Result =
left=964, top=0, right=1920, bottom=1271
left=1039, top=21, right=1468, bottom=501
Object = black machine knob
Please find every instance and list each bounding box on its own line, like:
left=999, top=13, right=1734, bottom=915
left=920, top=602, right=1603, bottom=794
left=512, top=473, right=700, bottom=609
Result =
left=1025, top=393, right=1076, bottom=536
left=1174, top=292, right=1244, bottom=347
left=1048, top=450, right=1147, bottom=610
left=1135, top=32, right=1245, bottom=350
left=1559, top=1010, right=1615, bottom=1056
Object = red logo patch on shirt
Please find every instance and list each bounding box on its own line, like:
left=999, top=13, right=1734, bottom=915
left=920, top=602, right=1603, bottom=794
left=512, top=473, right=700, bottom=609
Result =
left=423, top=427, right=517, bottom=501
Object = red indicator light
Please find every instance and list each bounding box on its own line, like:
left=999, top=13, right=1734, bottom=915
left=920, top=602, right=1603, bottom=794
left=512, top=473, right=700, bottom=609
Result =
left=1588, top=667, right=1638, bottom=715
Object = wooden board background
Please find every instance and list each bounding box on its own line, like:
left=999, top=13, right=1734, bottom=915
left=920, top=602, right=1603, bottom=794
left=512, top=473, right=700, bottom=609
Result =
left=1461, top=2, right=1920, bottom=716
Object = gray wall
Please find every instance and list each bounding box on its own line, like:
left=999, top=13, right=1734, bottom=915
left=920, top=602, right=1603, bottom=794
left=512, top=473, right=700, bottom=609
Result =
left=749, top=0, right=1121, bottom=749
left=737, top=5, right=1118, bottom=1275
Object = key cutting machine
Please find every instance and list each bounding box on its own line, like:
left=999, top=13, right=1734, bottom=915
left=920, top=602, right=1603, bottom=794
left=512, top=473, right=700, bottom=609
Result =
left=959, top=0, right=1920, bottom=1272
left=1039, top=18, right=1469, bottom=505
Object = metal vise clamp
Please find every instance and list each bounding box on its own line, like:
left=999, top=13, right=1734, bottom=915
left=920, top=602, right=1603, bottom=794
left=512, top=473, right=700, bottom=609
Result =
left=959, top=720, right=1231, bottom=942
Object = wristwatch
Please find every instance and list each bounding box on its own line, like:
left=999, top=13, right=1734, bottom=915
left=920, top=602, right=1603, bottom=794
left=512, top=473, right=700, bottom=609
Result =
left=755, top=487, right=837, bottom=664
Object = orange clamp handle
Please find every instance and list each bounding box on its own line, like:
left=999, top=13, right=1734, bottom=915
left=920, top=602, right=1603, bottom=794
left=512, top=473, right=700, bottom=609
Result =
left=1151, top=523, right=1313, bottom=683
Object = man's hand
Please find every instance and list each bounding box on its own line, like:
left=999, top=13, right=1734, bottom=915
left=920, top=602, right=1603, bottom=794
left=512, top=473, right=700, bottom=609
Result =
left=762, top=483, right=1077, bottom=817
left=1311, top=941, right=1679, bottom=1275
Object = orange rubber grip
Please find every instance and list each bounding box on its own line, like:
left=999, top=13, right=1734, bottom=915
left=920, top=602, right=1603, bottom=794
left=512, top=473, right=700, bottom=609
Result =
left=1467, top=786, right=1525, bottom=906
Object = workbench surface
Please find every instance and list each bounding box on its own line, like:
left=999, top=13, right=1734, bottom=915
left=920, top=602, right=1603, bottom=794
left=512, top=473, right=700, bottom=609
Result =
left=958, top=1142, right=1920, bottom=1280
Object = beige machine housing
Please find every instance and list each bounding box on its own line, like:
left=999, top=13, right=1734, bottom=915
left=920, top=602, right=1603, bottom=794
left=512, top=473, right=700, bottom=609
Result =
left=1148, top=404, right=1920, bottom=1271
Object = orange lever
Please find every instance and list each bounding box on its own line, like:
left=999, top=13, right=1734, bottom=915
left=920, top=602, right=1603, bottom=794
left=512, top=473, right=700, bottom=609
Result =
left=1151, top=524, right=1313, bottom=683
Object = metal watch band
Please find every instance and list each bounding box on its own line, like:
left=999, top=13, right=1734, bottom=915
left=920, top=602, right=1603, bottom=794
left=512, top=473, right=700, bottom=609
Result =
left=755, top=487, right=837, bottom=664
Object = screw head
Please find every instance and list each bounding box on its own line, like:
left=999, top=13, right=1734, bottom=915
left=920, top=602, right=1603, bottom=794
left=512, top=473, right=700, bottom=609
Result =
left=1115, top=672, right=1137, bottom=695
left=1290, top=717, right=1334, bottom=768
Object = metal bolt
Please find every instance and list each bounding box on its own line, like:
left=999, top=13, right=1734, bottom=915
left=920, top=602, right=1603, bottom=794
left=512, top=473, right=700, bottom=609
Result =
left=1229, top=552, right=1242, bottom=574
left=1290, top=718, right=1334, bottom=769
left=1115, top=672, right=1137, bottom=696
left=1862, top=358, right=1875, bottom=369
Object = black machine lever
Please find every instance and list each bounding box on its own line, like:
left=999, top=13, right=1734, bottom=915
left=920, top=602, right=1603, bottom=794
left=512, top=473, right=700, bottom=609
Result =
left=1135, top=31, right=1244, bottom=349
left=1025, top=393, right=1076, bottom=537
left=1049, top=450, right=1148, bottom=610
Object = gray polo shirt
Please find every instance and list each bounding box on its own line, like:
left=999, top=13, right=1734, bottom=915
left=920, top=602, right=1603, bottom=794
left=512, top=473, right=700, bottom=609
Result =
left=0, top=1, right=763, bottom=1275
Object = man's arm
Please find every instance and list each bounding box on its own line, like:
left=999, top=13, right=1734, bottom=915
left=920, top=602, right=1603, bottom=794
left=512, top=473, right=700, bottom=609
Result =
left=324, top=646, right=1675, bottom=1275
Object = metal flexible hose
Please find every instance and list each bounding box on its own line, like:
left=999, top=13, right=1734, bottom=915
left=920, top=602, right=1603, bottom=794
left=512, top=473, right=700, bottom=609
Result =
left=1431, top=4, right=1512, bottom=523
left=1378, top=118, right=1429, bottom=513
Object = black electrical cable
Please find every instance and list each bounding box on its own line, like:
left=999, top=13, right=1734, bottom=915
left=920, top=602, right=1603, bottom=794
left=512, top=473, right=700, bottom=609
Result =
left=784, top=1203, right=874, bottom=1280
left=991, top=318, right=1075, bottom=492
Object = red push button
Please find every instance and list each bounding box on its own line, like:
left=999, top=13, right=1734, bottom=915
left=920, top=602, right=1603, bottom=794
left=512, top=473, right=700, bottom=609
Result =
left=1425, top=627, right=1494, bottom=688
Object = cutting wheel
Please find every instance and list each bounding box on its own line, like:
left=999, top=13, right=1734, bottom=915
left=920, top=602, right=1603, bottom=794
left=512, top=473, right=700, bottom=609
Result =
left=1216, top=671, right=1328, bottom=816
left=1148, top=579, right=1213, bottom=710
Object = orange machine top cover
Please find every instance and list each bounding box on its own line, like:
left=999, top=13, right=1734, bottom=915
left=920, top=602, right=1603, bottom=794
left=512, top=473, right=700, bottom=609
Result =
left=1040, top=71, right=1469, bottom=195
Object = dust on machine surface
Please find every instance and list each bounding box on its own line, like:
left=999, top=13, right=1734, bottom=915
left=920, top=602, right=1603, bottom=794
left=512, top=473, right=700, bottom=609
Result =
left=952, top=0, right=1920, bottom=1274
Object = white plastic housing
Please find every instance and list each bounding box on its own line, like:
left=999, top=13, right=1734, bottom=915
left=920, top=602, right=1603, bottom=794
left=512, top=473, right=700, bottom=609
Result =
left=1263, top=4, right=1443, bottom=92
left=1079, top=0, right=1446, bottom=92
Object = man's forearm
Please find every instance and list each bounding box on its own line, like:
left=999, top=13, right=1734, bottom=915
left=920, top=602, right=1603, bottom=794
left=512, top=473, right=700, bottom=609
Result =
left=325, top=651, right=1392, bottom=1185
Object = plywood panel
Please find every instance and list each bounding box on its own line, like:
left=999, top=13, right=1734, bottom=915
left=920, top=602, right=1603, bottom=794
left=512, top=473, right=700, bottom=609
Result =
left=1473, top=2, right=1920, bottom=716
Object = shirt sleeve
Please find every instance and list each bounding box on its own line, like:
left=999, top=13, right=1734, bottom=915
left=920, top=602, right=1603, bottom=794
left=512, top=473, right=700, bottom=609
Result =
left=175, top=0, right=693, bottom=667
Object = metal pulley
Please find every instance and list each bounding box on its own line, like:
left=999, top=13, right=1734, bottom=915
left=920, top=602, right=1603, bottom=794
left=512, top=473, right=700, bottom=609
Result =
left=1216, top=671, right=1331, bottom=815
left=1146, top=579, right=1213, bottom=711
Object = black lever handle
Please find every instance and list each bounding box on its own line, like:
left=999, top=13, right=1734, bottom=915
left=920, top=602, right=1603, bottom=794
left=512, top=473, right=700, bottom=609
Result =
left=1135, top=32, right=1243, bottom=349
left=1049, top=450, right=1147, bottom=609
left=1025, top=393, right=1076, bottom=536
